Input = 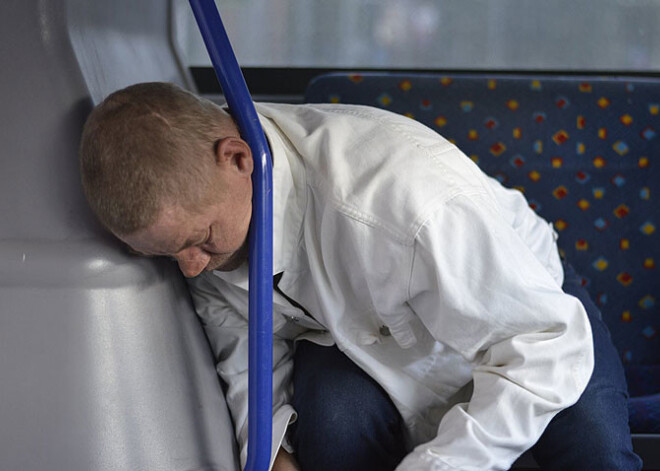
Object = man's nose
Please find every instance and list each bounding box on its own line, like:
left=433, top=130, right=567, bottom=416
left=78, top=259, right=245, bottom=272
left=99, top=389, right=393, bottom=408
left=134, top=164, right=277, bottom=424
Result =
left=174, top=247, right=210, bottom=278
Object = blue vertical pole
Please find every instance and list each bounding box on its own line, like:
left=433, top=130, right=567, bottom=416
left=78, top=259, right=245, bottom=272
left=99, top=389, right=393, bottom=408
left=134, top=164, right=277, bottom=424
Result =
left=188, top=2, right=273, bottom=471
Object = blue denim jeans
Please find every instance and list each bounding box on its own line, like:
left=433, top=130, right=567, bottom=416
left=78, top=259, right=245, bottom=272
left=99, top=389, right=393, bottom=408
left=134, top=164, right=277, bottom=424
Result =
left=289, top=263, right=642, bottom=470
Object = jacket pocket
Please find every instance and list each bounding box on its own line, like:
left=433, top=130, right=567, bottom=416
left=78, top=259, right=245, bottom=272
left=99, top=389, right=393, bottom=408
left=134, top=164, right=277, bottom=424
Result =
left=376, top=306, right=418, bottom=349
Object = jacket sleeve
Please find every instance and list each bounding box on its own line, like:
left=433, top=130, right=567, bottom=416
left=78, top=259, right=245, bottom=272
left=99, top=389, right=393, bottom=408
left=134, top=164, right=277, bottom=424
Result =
left=396, top=193, right=594, bottom=471
left=187, top=274, right=297, bottom=471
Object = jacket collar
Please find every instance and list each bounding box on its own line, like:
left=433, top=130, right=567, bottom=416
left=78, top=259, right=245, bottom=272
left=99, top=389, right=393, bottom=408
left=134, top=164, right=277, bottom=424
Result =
left=210, top=107, right=306, bottom=289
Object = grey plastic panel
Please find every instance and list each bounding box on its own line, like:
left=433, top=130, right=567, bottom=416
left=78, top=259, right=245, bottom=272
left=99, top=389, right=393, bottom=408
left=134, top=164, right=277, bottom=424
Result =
left=67, top=0, right=192, bottom=105
left=0, top=247, right=239, bottom=471
left=0, top=1, right=238, bottom=469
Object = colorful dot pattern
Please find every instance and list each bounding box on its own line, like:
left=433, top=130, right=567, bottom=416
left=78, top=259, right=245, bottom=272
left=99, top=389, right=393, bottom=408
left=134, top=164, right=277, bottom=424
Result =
left=306, top=74, right=659, bottom=426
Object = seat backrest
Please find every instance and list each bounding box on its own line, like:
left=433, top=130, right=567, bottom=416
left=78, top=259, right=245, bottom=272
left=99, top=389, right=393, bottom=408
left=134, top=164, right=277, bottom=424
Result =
left=306, top=73, right=659, bottom=368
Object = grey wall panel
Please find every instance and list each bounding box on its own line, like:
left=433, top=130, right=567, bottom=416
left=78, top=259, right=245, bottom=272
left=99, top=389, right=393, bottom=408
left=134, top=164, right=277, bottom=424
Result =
left=67, top=0, right=192, bottom=105
left=1, top=0, right=96, bottom=241
left=0, top=256, right=239, bottom=471
left=0, top=1, right=239, bottom=469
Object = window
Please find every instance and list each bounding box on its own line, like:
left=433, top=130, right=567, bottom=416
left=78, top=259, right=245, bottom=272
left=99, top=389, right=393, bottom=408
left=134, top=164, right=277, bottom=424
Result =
left=175, top=0, right=660, bottom=71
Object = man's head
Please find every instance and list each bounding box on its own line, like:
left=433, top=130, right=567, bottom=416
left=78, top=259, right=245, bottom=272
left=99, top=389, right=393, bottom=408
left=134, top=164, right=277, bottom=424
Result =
left=80, top=82, right=254, bottom=277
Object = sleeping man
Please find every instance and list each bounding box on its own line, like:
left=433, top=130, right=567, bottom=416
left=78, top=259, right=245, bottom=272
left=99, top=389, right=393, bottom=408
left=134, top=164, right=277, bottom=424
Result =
left=79, top=82, right=641, bottom=471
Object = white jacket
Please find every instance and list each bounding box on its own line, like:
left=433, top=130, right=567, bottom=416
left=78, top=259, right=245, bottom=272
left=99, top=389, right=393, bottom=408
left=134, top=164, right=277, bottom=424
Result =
left=187, top=103, right=594, bottom=471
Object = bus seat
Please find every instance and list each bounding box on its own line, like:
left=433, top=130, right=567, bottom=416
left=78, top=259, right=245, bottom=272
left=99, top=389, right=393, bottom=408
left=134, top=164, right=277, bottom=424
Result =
left=306, top=72, right=660, bottom=467
left=0, top=1, right=237, bottom=470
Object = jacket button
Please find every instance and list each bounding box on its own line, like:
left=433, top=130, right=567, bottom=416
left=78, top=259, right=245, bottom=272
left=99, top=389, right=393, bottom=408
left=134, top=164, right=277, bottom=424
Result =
left=379, top=325, right=391, bottom=336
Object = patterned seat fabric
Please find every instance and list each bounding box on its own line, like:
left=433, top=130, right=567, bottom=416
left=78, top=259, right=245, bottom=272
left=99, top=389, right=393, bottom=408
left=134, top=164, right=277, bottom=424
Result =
left=305, top=73, right=659, bottom=432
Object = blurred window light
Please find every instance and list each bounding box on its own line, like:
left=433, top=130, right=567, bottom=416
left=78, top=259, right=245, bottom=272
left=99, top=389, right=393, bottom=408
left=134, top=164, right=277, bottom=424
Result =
left=174, top=0, right=660, bottom=71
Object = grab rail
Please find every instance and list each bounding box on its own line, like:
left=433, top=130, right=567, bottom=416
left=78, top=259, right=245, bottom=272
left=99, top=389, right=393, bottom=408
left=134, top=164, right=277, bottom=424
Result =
left=188, top=2, right=273, bottom=470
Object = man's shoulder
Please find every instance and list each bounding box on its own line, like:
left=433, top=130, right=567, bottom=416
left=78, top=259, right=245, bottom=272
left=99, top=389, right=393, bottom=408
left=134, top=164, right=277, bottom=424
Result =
left=255, top=101, right=422, bottom=130
left=256, top=101, right=454, bottom=158
left=256, top=102, right=490, bottom=239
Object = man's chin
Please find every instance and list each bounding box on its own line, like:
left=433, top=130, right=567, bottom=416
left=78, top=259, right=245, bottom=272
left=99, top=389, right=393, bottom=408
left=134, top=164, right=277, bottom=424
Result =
left=203, top=240, right=249, bottom=273
left=206, top=253, right=246, bottom=272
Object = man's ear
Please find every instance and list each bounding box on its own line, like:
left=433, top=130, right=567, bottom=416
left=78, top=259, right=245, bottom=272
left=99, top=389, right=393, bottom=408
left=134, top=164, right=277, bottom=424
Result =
left=215, top=137, right=253, bottom=176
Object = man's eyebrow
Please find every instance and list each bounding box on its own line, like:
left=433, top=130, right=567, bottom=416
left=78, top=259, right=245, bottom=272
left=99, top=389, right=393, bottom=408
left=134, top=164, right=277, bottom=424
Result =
left=125, top=235, right=200, bottom=258
left=125, top=229, right=209, bottom=258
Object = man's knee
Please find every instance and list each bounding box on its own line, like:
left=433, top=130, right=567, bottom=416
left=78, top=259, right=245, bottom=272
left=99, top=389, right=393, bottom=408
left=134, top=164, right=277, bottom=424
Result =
left=292, top=357, right=403, bottom=446
left=290, top=343, right=407, bottom=470
left=533, top=387, right=641, bottom=470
